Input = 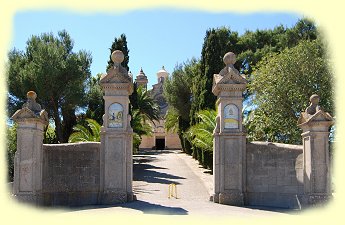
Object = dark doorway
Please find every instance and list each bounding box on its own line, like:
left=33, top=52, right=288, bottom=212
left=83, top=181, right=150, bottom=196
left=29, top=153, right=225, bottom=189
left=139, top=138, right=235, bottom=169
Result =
left=155, top=138, right=165, bottom=150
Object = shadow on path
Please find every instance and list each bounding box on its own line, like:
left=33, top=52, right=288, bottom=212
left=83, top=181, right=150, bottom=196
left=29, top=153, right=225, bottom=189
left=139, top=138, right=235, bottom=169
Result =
left=137, top=149, right=175, bottom=155
left=243, top=205, right=300, bottom=214
left=133, top=151, right=186, bottom=185
left=69, top=201, right=188, bottom=215
left=134, top=165, right=185, bottom=185
left=121, top=200, right=188, bottom=215
left=133, top=155, right=158, bottom=164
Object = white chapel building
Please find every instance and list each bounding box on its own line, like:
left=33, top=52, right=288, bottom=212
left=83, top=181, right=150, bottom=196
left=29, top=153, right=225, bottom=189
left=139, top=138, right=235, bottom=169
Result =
left=135, top=67, right=182, bottom=150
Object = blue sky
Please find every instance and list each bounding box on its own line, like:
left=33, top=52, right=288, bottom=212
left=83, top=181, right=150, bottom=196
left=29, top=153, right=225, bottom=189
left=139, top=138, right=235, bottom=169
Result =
left=11, top=9, right=301, bottom=88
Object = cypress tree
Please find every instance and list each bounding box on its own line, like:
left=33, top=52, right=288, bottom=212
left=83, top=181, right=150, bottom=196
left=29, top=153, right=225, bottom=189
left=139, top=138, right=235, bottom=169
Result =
left=107, top=33, right=130, bottom=71
left=190, top=27, right=239, bottom=124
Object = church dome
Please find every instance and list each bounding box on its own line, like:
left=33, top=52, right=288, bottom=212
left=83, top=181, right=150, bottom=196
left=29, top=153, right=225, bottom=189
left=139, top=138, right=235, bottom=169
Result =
left=157, top=66, right=169, bottom=82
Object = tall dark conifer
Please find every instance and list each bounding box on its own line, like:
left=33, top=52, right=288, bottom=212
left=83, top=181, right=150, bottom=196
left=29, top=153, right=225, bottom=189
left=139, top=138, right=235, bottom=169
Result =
left=107, top=34, right=130, bottom=71
left=190, top=27, right=238, bottom=124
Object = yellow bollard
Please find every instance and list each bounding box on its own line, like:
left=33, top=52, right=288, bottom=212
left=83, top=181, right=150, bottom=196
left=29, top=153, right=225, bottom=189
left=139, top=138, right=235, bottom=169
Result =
left=168, top=183, right=177, bottom=199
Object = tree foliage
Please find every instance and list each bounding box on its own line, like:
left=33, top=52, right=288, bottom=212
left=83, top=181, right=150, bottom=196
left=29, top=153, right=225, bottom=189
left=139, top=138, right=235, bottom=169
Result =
left=236, top=18, right=318, bottom=77
left=191, top=27, right=238, bottom=123
left=164, top=60, right=195, bottom=122
left=129, top=84, right=159, bottom=152
left=164, top=108, right=179, bottom=133
left=68, top=118, right=101, bottom=142
left=190, top=18, right=319, bottom=121
left=246, top=39, right=334, bottom=144
left=7, top=30, right=92, bottom=143
left=185, top=109, right=216, bottom=150
left=131, top=85, right=160, bottom=123
left=131, top=109, right=154, bottom=153
left=185, top=109, right=216, bottom=170
left=43, top=124, right=58, bottom=144
left=6, top=124, right=17, bottom=182
left=164, top=59, right=197, bottom=153
left=85, top=73, right=104, bottom=124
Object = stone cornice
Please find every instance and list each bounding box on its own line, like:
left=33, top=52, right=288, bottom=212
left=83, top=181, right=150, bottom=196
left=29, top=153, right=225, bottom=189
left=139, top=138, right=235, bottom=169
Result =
left=101, top=82, right=133, bottom=95
left=213, top=132, right=246, bottom=136
left=11, top=107, right=48, bottom=126
left=212, top=82, right=247, bottom=96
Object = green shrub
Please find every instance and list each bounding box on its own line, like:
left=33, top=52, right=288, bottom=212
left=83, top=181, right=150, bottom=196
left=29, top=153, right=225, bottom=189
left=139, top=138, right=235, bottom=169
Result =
left=44, top=125, right=57, bottom=144
left=6, top=124, right=17, bottom=182
left=202, top=149, right=213, bottom=170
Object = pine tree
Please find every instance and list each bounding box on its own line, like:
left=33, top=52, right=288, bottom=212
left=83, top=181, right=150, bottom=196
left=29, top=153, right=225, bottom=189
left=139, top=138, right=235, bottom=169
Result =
left=7, top=30, right=92, bottom=143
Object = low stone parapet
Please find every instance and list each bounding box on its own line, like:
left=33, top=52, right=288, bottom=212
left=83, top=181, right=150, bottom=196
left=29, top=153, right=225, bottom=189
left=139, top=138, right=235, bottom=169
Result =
left=41, top=142, right=101, bottom=206
left=246, top=141, right=304, bottom=209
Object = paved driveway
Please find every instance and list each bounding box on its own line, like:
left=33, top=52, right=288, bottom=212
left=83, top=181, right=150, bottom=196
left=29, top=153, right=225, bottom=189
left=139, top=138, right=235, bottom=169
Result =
left=66, top=150, right=292, bottom=217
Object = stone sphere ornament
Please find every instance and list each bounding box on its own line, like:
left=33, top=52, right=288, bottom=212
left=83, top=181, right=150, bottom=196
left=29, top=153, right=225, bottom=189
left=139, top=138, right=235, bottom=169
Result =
left=310, top=94, right=320, bottom=104
left=27, top=91, right=37, bottom=100
left=223, top=52, right=236, bottom=66
left=111, top=50, right=124, bottom=64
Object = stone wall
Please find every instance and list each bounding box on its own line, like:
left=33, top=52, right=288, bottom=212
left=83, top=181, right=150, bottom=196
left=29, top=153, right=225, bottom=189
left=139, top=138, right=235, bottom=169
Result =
left=165, top=132, right=182, bottom=149
left=42, top=142, right=100, bottom=206
left=245, top=141, right=304, bottom=209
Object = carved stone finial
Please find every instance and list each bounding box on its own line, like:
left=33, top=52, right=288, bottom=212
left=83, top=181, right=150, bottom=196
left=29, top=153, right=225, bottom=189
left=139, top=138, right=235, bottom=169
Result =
left=23, top=91, right=42, bottom=113
left=111, top=50, right=124, bottom=64
left=297, top=94, right=333, bottom=126
left=306, top=94, right=321, bottom=116
left=100, top=49, right=132, bottom=91
left=212, top=52, right=246, bottom=93
left=223, top=52, right=236, bottom=66
left=27, top=91, right=37, bottom=100
left=11, top=91, right=48, bottom=125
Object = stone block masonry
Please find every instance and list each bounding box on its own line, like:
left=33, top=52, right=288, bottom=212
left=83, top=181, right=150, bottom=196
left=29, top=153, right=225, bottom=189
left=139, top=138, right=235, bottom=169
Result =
left=246, top=142, right=304, bottom=209
left=42, top=142, right=100, bottom=206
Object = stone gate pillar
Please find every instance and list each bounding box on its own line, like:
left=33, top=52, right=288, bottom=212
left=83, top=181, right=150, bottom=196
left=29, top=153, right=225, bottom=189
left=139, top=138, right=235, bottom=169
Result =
left=298, top=94, right=334, bottom=205
left=11, top=91, right=48, bottom=204
left=99, top=50, right=134, bottom=204
left=212, top=52, right=247, bottom=206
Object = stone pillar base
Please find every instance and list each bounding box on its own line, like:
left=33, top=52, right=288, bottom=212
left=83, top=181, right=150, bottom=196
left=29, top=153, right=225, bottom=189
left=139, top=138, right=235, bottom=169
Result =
left=100, top=191, right=135, bottom=205
left=300, top=194, right=332, bottom=207
left=13, top=193, right=44, bottom=205
left=212, top=193, right=219, bottom=203
left=217, top=191, right=244, bottom=206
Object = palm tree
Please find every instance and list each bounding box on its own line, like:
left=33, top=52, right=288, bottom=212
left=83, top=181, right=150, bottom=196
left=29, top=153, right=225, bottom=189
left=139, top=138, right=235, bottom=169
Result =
left=131, top=109, right=153, bottom=137
left=68, top=118, right=101, bottom=142
left=164, top=108, right=179, bottom=133
left=131, top=85, right=160, bottom=123
left=131, top=109, right=153, bottom=153
left=130, top=83, right=160, bottom=151
left=185, top=109, right=216, bottom=170
left=185, top=109, right=216, bottom=150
